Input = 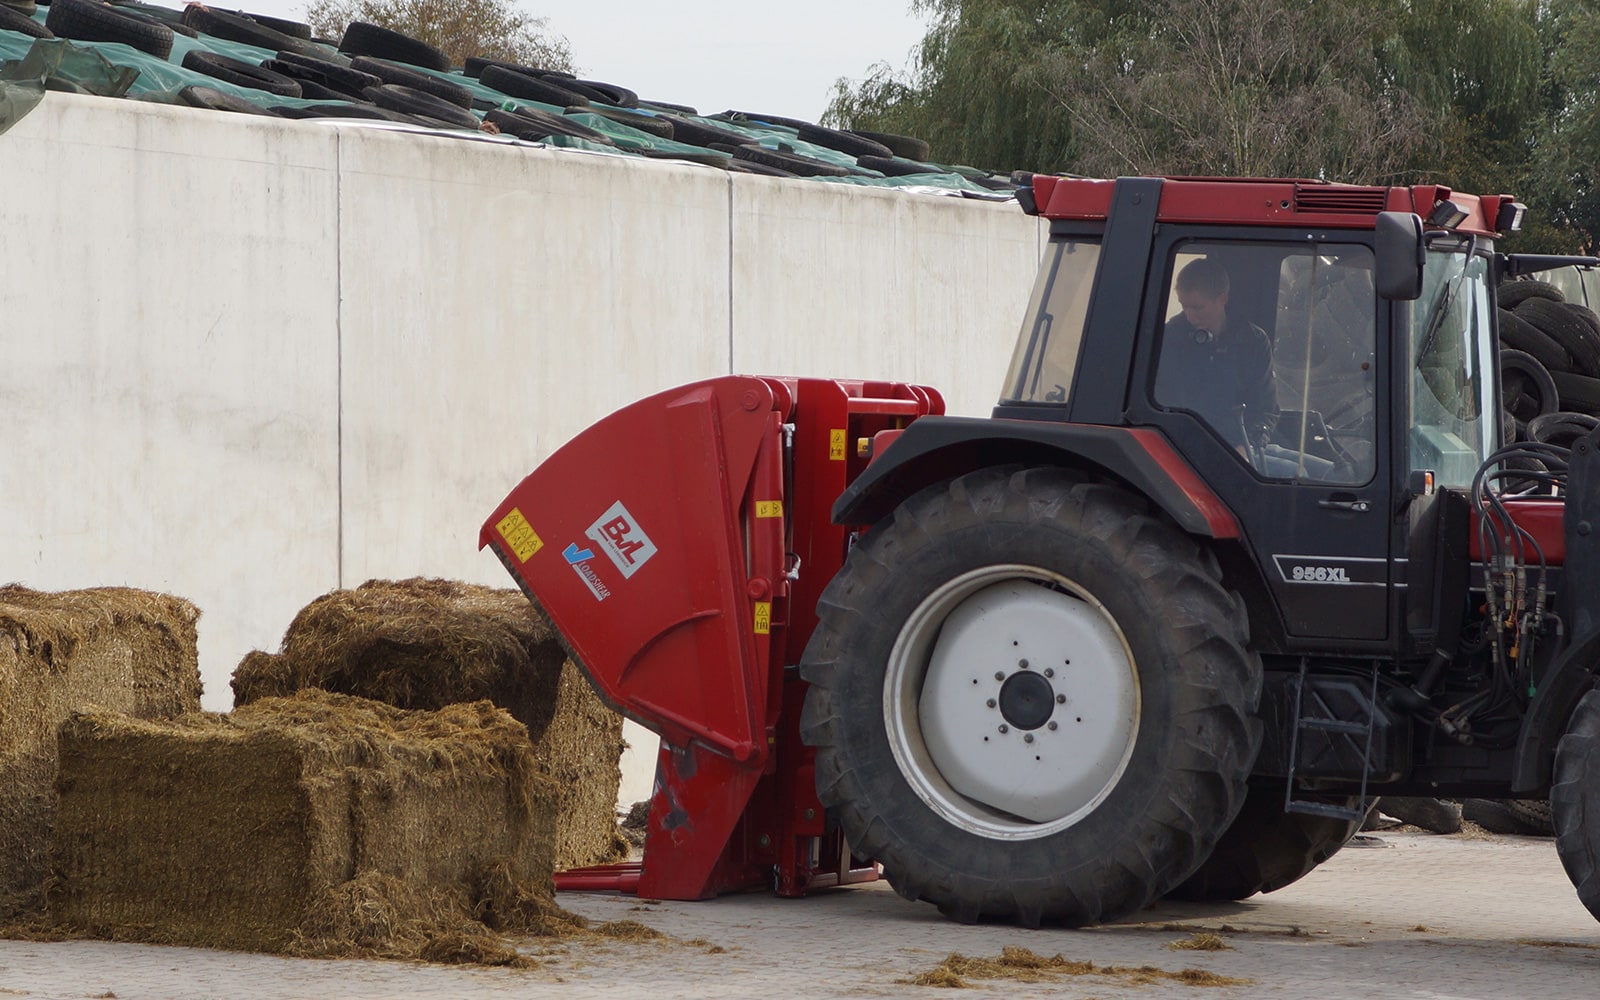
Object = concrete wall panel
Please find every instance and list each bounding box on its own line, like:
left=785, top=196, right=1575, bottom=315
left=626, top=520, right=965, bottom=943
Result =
left=729, top=178, right=1040, bottom=417
left=335, top=134, right=732, bottom=587
left=0, top=96, right=341, bottom=706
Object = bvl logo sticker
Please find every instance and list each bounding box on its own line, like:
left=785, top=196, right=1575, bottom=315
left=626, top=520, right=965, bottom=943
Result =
left=586, top=501, right=657, bottom=579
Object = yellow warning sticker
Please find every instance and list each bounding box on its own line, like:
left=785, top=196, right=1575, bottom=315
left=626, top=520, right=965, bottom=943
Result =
left=755, top=500, right=784, bottom=518
left=753, top=601, right=772, bottom=635
left=828, top=429, right=847, bottom=461
left=496, top=508, right=544, bottom=563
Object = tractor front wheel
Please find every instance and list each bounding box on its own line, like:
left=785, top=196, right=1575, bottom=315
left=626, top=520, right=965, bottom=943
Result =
left=799, top=466, right=1261, bottom=927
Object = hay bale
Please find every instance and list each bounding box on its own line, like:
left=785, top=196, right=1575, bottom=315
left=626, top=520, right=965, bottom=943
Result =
left=49, top=690, right=555, bottom=955
left=231, top=579, right=625, bottom=869
left=0, top=585, right=201, bottom=918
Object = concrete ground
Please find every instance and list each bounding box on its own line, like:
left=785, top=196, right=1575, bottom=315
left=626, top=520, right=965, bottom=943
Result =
left=1, top=829, right=1596, bottom=1000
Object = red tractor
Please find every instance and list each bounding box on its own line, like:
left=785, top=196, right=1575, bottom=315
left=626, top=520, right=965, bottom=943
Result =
left=482, top=175, right=1600, bottom=927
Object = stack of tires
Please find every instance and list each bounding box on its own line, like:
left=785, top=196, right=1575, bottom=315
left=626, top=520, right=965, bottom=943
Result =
left=1500, top=279, right=1600, bottom=457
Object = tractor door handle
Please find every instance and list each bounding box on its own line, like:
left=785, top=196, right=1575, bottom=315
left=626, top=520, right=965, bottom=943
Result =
left=1318, top=496, right=1371, bottom=513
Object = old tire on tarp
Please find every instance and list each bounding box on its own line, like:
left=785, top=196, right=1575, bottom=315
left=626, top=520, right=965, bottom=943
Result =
left=1529, top=412, right=1600, bottom=448
left=856, top=154, right=943, bottom=177
left=478, top=64, right=589, bottom=107
left=182, top=50, right=302, bottom=97
left=268, top=51, right=381, bottom=98
left=566, top=104, right=671, bottom=138
left=796, top=122, right=891, bottom=158
left=339, top=20, right=449, bottom=72
left=363, top=84, right=478, bottom=129
left=181, top=5, right=313, bottom=55
left=659, top=114, right=757, bottom=149
left=568, top=77, right=637, bottom=107
left=349, top=55, right=471, bottom=108
left=1502, top=349, right=1560, bottom=423
left=1553, top=371, right=1600, bottom=414
left=0, top=3, right=49, bottom=36
left=242, top=9, right=309, bottom=38
left=850, top=128, right=931, bottom=161
left=484, top=106, right=612, bottom=145
left=729, top=144, right=850, bottom=177
left=799, top=466, right=1260, bottom=927
left=1517, top=297, right=1600, bottom=379
left=1499, top=308, right=1573, bottom=375
left=47, top=0, right=171, bottom=58
left=1498, top=279, right=1565, bottom=310
left=1555, top=689, right=1600, bottom=919
left=1167, top=784, right=1362, bottom=901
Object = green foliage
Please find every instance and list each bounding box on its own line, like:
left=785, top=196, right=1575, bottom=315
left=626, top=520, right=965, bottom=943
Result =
left=826, top=0, right=1599, bottom=249
left=306, top=0, right=573, bottom=71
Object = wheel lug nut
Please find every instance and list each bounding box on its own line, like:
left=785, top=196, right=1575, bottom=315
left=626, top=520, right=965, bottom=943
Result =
left=1044, top=668, right=1054, bottom=678
left=1056, top=694, right=1066, bottom=704
left=1024, top=734, right=1034, bottom=744
left=998, top=724, right=1009, bottom=734
left=986, top=699, right=996, bottom=709
left=1048, top=721, right=1058, bottom=731
left=1018, top=658, right=1029, bottom=669
left=994, top=672, right=1005, bottom=681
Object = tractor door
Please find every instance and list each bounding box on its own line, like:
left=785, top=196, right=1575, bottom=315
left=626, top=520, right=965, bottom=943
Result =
left=1129, top=233, right=1392, bottom=646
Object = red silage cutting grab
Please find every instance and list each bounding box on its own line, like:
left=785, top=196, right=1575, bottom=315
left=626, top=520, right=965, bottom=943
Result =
left=480, top=375, right=944, bottom=900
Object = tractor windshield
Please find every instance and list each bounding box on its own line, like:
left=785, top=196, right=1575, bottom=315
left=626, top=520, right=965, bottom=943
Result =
left=1407, top=243, right=1497, bottom=487
left=1002, top=239, right=1102, bottom=404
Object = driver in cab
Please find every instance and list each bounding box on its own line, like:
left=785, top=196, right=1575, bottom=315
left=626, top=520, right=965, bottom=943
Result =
left=1157, top=258, right=1281, bottom=469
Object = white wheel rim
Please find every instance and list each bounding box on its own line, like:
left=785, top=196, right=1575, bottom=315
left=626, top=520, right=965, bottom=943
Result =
left=884, top=566, right=1141, bottom=840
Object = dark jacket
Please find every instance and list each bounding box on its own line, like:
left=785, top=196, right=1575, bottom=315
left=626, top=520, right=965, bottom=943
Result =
left=1155, top=314, right=1279, bottom=451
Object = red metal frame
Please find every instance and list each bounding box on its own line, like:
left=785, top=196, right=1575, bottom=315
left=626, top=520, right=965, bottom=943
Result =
left=1470, top=498, right=1566, bottom=565
left=481, top=376, right=942, bottom=900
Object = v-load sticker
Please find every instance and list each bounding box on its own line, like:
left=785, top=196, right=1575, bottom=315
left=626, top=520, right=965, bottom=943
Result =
left=586, top=501, right=657, bottom=579
left=564, top=542, right=611, bottom=601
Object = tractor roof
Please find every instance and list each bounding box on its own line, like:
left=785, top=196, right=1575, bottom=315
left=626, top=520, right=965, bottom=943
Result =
left=1025, top=176, right=1515, bottom=238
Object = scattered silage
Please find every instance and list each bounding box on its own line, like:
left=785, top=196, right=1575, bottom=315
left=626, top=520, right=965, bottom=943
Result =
left=900, top=946, right=1252, bottom=988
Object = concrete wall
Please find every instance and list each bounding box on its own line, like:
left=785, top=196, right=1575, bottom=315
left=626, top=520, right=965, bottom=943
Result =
left=0, top=93, right=1042, bottom=805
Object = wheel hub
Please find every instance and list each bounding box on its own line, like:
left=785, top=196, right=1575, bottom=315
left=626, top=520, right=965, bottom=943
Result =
left=998, top=670, right=1054, bottom=730
left=885, top=570, right=1141, bottom=837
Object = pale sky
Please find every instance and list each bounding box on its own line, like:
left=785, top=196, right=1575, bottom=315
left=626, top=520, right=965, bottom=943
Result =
left=232, top=1, right=933, bottom=123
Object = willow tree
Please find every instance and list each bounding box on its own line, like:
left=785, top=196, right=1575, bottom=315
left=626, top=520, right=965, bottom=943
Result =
left=825, top=1, right=1565, bottom=240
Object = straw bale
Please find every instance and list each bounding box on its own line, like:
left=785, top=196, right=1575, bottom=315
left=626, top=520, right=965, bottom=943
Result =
left=0, top=586, right=200, bottom=918
left=231, top=579, right=625, bottom=869
left=48, top=691, right=555, bottom=954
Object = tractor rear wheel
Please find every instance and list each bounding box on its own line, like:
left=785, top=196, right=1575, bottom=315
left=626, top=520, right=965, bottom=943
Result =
left=799, top=466, right=1261, bottom=927
left=1166, top=783, right=1362, bottom=902
left=1552, top=688, right=1600, bottom=920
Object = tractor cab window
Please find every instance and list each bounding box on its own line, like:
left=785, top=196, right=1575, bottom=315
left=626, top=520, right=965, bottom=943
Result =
left=1002, top=239, right=1101, bottom=404
left=1152, top=241, right=1377, bottom=485
left=1407, top=246, right=1497, bottom=487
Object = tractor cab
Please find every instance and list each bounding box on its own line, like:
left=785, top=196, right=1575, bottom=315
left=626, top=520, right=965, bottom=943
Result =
left=996, top=177, right=1506, bottom=652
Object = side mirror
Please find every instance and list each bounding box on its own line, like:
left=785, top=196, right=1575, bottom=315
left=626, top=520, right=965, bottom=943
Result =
left=1376, top=211, right=1425, bottom=301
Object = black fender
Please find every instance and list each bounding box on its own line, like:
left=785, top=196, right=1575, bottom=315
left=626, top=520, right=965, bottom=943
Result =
left=1512, top=425, right=1600, bottom=791
left=833, top=416, right=1241, bottom=538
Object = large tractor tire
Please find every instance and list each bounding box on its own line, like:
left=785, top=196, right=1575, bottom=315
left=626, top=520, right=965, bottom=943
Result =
left=799, top=466, right=1261, bottom=927
left=1552, top=688, right=1600, bottom=919
left=1166, top=783, right=1363, bottom=901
